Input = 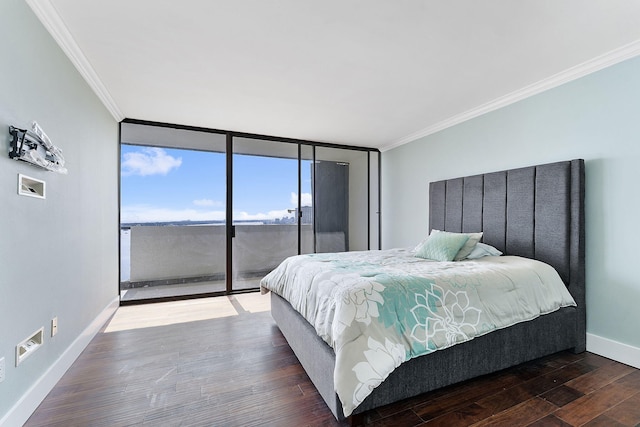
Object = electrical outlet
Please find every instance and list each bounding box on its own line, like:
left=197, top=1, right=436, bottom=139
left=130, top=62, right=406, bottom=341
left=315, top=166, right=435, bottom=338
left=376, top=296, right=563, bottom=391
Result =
left=51, top=317, right=58, bottom=337
left=0, top=357, right=5, bottom=383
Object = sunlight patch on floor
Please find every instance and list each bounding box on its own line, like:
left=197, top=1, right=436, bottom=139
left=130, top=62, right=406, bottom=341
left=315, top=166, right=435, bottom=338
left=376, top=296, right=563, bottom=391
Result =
left=105, top=296, right=239, bottom=332
left=232, top=292, right=271, bottom=313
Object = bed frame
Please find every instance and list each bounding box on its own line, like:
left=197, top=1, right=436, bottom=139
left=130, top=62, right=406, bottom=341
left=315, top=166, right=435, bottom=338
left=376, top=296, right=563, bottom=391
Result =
left=270, top=159, right=585, bottom=423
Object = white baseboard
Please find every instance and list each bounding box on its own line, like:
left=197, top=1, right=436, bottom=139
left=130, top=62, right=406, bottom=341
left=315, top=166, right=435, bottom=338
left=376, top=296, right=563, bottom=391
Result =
left=587, top=333, right=640, bottom=369
left=0, top=296, right=119, bottom=427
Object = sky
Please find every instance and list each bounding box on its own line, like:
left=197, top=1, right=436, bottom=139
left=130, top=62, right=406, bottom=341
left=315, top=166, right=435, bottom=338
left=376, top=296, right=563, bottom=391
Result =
left=120, top=144, right=312, bottom=223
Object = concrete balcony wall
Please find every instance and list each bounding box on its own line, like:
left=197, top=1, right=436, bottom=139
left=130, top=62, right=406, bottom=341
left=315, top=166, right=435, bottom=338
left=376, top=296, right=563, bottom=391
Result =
left=233, top=224, right=312, bottom=277
left=130, top=224, right=344, bottom=283
left=130, top=225, right=225, bottom=282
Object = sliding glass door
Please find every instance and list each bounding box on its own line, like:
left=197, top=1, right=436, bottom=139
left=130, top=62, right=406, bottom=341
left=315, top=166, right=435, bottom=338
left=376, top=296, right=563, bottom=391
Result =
left=231, top=138, right=300, bottom=290
left=314, top=147, right=373, bottom=253
left=119, top=123, right=227, bottom=302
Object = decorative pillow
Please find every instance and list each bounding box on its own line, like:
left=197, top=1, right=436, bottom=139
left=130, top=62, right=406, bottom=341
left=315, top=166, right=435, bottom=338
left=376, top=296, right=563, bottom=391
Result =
left=465, top=242, right=503, bottom=259
left=413, top=236, right=429, bottom=253
left=414, top=230, right=470, bottom=262
left=454, top=231, right=483, bottom=261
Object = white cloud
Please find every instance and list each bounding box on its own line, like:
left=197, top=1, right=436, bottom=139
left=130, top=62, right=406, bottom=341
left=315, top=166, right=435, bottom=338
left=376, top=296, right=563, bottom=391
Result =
left=290, top=192, right=313, bottom=206
left=122, top=147, right=182, bottom=176
left=233, top=209, right=293, bottom=221
left=193, top=199, right=223, bottom=207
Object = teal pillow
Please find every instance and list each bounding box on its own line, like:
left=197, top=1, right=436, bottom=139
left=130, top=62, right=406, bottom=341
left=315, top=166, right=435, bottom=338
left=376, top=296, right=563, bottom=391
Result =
left=415, top=230, right=470, bottom=262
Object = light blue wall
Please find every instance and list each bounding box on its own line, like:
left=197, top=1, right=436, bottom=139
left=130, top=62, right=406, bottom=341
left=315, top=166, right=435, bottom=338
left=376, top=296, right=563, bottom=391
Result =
left=0, top=0, right=118, bottom=419
left=382, top=55, right=640, bottom=350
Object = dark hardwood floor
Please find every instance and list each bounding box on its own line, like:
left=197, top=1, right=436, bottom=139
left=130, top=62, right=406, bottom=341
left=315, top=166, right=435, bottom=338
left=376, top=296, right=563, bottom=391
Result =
left=25, top=299, right=640, bottom=426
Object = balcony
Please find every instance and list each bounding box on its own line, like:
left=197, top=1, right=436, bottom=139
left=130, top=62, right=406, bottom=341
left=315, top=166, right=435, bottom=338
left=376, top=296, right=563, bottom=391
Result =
left=120, top=223, right=346, bottom=302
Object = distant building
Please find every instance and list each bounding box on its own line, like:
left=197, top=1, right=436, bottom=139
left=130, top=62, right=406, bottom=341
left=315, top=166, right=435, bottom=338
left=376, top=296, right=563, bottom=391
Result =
left=287, top=205, right=313, bottom=225
left=300, top=206, right=313, bottom=224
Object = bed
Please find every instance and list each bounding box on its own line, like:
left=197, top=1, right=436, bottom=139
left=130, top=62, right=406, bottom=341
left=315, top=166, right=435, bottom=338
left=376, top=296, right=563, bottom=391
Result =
left=262, top=159, right=585, bottom=424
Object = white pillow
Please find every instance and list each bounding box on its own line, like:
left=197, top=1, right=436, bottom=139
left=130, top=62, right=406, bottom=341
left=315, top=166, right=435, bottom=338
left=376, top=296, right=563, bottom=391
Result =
left=465, top=242, right=503, bottom=259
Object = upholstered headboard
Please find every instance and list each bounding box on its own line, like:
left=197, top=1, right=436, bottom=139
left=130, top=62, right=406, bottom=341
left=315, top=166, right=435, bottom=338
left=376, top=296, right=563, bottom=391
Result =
left=429, top=159, right=585, bottom=349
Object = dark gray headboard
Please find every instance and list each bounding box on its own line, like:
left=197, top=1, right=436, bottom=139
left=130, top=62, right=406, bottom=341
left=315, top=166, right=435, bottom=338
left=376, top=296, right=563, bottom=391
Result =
left=429, top=159, right=585, bottom=345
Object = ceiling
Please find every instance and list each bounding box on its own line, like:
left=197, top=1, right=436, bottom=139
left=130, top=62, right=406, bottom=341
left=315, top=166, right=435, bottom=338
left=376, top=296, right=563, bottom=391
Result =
left=28, top=0, right=640, bottom=150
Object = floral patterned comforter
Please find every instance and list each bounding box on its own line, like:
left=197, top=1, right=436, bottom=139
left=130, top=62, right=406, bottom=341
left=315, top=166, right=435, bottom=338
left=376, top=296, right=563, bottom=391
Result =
left=259, top=248, right=576, bottom=417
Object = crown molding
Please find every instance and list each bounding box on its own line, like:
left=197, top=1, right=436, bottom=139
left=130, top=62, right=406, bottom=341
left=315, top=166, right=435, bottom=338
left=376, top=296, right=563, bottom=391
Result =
left=25, top=0, right=125, bottom=122
left=381, top=39, right=640, bottom=152
left=22, top=1, right=640, bottom=146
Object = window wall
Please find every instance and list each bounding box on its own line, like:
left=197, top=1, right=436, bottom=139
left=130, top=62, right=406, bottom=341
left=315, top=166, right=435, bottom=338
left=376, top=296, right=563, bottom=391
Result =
left=119, top=120, right=380, bottom=304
